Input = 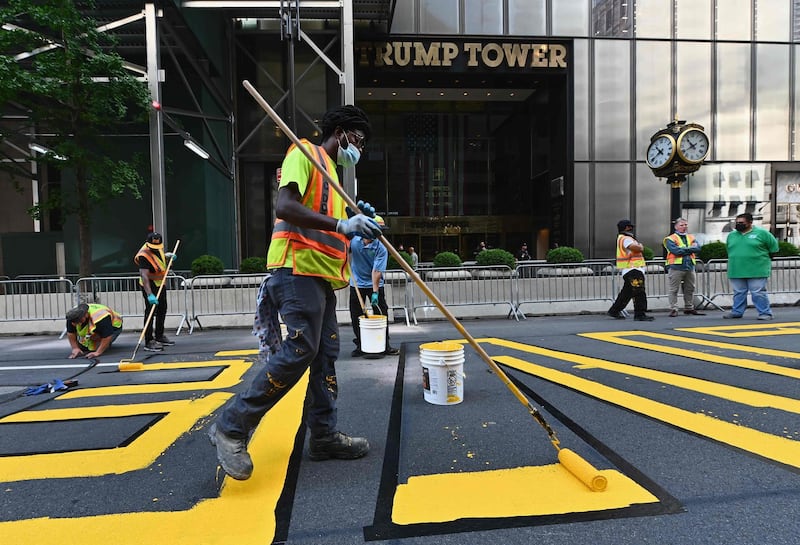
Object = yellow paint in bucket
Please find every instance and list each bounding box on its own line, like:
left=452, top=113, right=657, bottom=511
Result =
left=420, top=342, right=464, bottom=405
left=359, top=314, right=387, bottom=355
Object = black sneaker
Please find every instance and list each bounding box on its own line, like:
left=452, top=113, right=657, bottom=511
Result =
left=634, top=315, right=655, bottom=321
left=143, top=340, right=163, bottom=352
left=309, top=431, right=369, bottom=461
left=384, top=346, right=400, bottom=356
left=607, top=311, right=625, bottom=320
left=351, top=348, right=363, bottom=357
left=156, top=335, right=175, bottom=346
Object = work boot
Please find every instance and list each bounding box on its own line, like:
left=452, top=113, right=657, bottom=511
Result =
left=351, top=348, right=363, bottom=357
left=634, top=314, right=655, bottom=321
left=156, top=335, right=175, bottom=346
left=384, top=346, right=400, bottom=356
left=309, top=431, right=369, bottom=461
left=143, top=340, right=163, bottom=352
left=683, top=309, right=705, bottom=315
left=208, top=423, right=253, bottom=480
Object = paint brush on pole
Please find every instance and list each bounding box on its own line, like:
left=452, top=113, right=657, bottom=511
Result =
left=242, top=80, right=606, bottom=491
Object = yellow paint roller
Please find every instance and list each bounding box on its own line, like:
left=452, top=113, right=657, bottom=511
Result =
left=558, top=448, right=608, bottom=492
left=118, top=240, right=181, bottom=372
left=242, top=80, right=607, bottom=492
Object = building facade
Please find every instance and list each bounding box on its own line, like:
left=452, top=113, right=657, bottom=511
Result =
left=3, top=0, right=800, bottom=275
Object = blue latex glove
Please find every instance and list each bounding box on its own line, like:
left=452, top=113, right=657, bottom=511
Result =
left=370, top=292, right=379, bottom=307
left=336, top=215, right=382, bottom=239
left=165, top=252, right=177, bottom=262
left=147, top=293, right=159, bottom=305
left=345, top=200, right=376, bottom=219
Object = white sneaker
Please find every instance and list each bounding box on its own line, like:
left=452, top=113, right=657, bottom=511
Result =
left=757, top=314, right=773, bottom=321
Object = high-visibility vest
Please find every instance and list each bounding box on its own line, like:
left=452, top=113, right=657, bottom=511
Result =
left=664, top=232, right=697, bottom=266
left=135, top=245, right=167, bottom=287
left=267, top=140, right=349, bottom=289
left=75, top=303, right=123, bottom=350
left=616, top=234, right=646, bottom=269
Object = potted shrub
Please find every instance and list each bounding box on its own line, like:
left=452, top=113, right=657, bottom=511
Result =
left=775, top=240, right=800, bottom=257
left=189, top=254, right=229, bottom=286
left=239, top=256, right=267, bottom=273
left=428, top=251, right=471, bottom=279
left=387, top=250, right=413, bottom=271
left=698, top=241, right=727, bottom=271
left=474, top=248, right=516, bottom=278
left=541, top=246, right=593, bottom=277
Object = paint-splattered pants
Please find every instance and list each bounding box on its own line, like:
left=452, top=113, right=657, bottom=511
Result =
left=217, top=268, right=340, bottom=439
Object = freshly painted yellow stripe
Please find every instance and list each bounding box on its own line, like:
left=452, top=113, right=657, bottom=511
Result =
left=216, top=349, right=259, bottom=356
left=0, top=372, right=308, bottom=545
left=393, top=464, right=656, bottom=524
left=59, top=359, right=252, bottom=398
left=0, top=394, right=231, bottom=481
left=675, top=322, right=800, bottom=337
left=494, top=354, right=800, bottom=469
left=578, top=331, right=800, bottom=379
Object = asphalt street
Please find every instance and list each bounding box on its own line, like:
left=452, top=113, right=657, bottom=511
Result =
left=1, top=305, right=800, bottom=545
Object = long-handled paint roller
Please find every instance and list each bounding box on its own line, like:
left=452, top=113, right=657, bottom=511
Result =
left=118, top=240, right=181, bottom=372
left=242, top=80, right=606, bottom=492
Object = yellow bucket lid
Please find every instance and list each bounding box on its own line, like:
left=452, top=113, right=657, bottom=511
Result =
left=420, top=341, right=463, bottom=352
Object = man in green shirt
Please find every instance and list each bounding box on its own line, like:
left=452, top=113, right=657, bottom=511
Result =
left=724, top=212, right=779, bottom=320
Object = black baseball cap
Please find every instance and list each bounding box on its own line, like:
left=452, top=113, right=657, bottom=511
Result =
left=617, top=219, right=635, bottom=231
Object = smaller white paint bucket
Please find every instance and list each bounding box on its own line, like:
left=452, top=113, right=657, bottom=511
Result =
left=359, top=314, right=387, bottom=355
left=420, top=341, right=465, bottom=405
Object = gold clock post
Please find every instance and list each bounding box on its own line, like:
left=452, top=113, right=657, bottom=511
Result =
left=646, top=118, right=710, bottom=233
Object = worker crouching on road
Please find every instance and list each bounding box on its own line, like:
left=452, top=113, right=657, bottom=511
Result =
left=66, top=303, right=123, bottom=359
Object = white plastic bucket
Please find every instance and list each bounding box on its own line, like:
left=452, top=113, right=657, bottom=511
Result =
left=359, top=314, right=387, bottom=355
left=420, top=341, right=465, bottom=405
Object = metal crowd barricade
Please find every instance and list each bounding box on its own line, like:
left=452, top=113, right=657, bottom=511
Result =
left=514, top=260, right=617, bottom=317
left=410, top=265, right=519, bottom=323
left=75, top=275, right=188, bottom=335
left=384, top=270, right=411, bottom=326
left=0, top=278, right=75, bottom=330
left=768, top=257, right=800, bottom=304
left=702, top=259, right=732, bottom=308
left=186, top=274, right=265, bottom=334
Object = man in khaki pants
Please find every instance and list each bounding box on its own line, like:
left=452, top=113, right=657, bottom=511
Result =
left=663, top=218, right=704, bottom=317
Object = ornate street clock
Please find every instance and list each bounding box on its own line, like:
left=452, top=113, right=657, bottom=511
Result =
left=646, top=119, right=709, bottom=185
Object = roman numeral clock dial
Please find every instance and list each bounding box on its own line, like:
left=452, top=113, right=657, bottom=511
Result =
left=677, top=128, right=710, bottom=164
left=646, top=134, right=676, bottom=169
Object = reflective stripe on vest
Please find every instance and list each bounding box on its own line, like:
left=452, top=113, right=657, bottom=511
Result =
left=664, top=233, right=697, bottom=265
left=616, top=234, right=646, bottom=268
left=76, top=303, right=122, bottom=350
left=266, top=140, right=349, bottom=288
left=135, top=245, right=167, bottom=287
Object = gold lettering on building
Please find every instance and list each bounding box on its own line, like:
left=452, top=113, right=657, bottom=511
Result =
left=360, top=41, right=568, bottom=69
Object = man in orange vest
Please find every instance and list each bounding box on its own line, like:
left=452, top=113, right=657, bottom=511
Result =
left=607, top=219, right=655, bottom=321
left=209, top=105, right=381, bottom=481
left=134, top=231, right=177, bottom=351
left=663, top=217, right=704, bottom=317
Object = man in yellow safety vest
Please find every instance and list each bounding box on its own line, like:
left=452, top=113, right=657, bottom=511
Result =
left=65, top=302, right=123, bottom=359
left=663, top=217, right=704, bottom=317
left=209, top=105, right=382, bottom=481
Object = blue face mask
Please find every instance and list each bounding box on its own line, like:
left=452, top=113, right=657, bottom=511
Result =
left=336, top=134, right=361, bottom=167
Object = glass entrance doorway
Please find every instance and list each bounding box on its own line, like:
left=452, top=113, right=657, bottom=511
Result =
left=355, top=77, right=568, bottom=262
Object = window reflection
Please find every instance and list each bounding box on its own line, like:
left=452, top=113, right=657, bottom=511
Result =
left=592, top=0, right=631, bottom=37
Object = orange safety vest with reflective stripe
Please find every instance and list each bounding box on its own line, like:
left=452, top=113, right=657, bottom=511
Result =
left=135, top=245, right=167, bottom=287
left=76, top=303, right=123, bottom=351
left=663, top=232, right=697, bottom=266
left=616, top=234, right=646, bottom=269
left=267, top=140, right=349, bottom=289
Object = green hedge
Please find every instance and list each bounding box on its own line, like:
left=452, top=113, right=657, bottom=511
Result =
left=546, top=246, right=584, bottom=264
left=475, top=248, right=516, bottom=269
left=191, top=254, right=225, bottom=276
left=239, top=256, right=267, bottom=273
left=433, top=251, right=462, bottom=267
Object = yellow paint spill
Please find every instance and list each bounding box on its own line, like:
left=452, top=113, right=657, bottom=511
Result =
left=392, top=465, right=657, bottom=524
left=215, top=349, right=259, bottom=356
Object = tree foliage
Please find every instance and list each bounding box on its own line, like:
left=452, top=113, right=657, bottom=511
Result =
left=0, top=0, right=151, bottom=275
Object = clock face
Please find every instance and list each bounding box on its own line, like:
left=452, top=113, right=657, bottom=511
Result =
left=646, top=134, right=676, bottom=169
left=677, top=129, right=709, bottom=163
